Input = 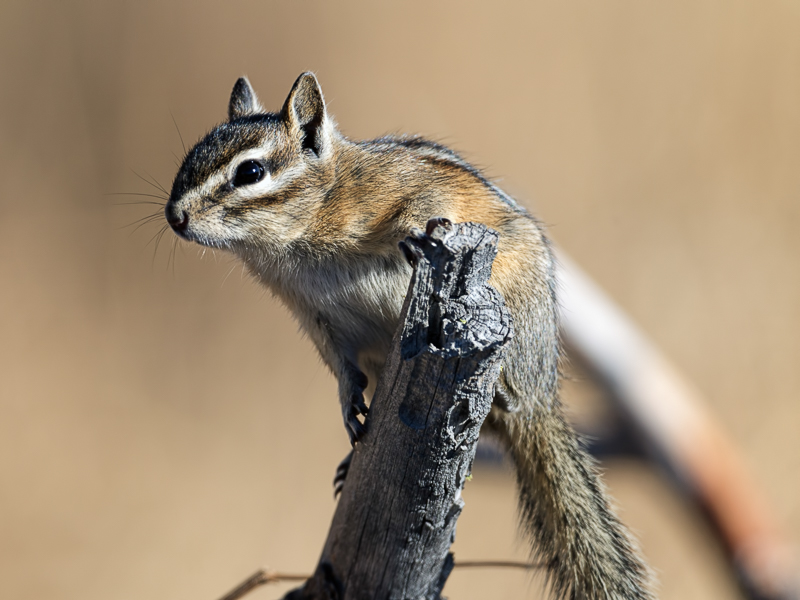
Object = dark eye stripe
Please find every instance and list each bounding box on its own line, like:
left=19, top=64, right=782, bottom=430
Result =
left=233, top=160, right=266, bottom=187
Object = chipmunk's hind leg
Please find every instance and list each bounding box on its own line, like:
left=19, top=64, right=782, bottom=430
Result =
left=333, top=451, right=352, bottom=497
left=340, top=362, right=369, bottom=445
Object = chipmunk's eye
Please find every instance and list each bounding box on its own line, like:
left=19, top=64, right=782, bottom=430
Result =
left=233, top=160, right=266, bottom=187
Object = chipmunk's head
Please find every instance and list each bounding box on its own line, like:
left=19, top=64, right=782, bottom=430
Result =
left=165, top=72, right=337, bottom=253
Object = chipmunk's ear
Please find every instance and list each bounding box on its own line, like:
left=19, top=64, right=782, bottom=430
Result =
left=282, top=72, right=331, bottom=157
left=228, top=77, right=263, bottom=121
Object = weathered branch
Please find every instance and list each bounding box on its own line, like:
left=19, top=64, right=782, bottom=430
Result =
left=283, top=221, right=513, bottom=600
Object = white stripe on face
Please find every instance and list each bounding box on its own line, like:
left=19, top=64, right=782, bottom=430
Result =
left=225, top=146, right=307, bottom=201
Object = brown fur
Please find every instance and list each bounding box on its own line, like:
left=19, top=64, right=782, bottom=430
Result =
left=165, top=73, right=654, bottom=599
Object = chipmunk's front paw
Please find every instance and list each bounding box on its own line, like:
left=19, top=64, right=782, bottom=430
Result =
left=399, top=217, right=454, bottom=266
left=425, top=216, right=452, bottom=235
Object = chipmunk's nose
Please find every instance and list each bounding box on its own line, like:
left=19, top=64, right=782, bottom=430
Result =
left=165, top=204, right=189, bottom=233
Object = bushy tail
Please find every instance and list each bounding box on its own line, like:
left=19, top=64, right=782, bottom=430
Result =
left=503, top=402, right=653, bottom=600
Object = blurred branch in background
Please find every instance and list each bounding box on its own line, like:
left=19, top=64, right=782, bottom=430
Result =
left=556, top=251, right=798, bottom=600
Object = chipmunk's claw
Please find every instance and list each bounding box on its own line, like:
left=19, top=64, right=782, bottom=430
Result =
left=401, top=218, right=454, bottom=265
left=342, top=370, right=369, bottom=446
left=345, top=403, right=367, bottom=445
left=425, top=216, right=452, bottom=235
left=333, top=451, right=353, bottom=497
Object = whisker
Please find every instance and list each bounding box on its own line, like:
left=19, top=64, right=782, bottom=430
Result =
left=122, top=212, right=164, bottom=234
left=170, top=111, right=187, bottom=156
left=107, top=191, right=167, bottom=203
left=131, top=169, right=169, bottom=197
left=124, top=210, right=161, bottom=224
left=221, top=261, right=238, bottom=287
left=146, top=172, right=170, bottom=196
left=151, top=226, right=172, bottom=269
left=155, top=225, right=169, bottom=254
left=113, top=201, right=166, bottom=208
left=168, top=235, right=179, bottom=275
left=146, top=223, right=168, bottom=248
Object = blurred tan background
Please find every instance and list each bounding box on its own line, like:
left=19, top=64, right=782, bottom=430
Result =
left=1, top=1, right=798, bottom=599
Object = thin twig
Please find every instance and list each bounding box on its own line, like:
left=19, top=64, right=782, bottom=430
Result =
left=217, top=569, right=307, bottom=600
left=216, top=561, right=542, bottom=600
left=454, top=560, right=543, bottom=570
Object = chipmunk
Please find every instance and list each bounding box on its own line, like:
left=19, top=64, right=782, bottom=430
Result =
left=165, top=72, right=653, bottom=600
